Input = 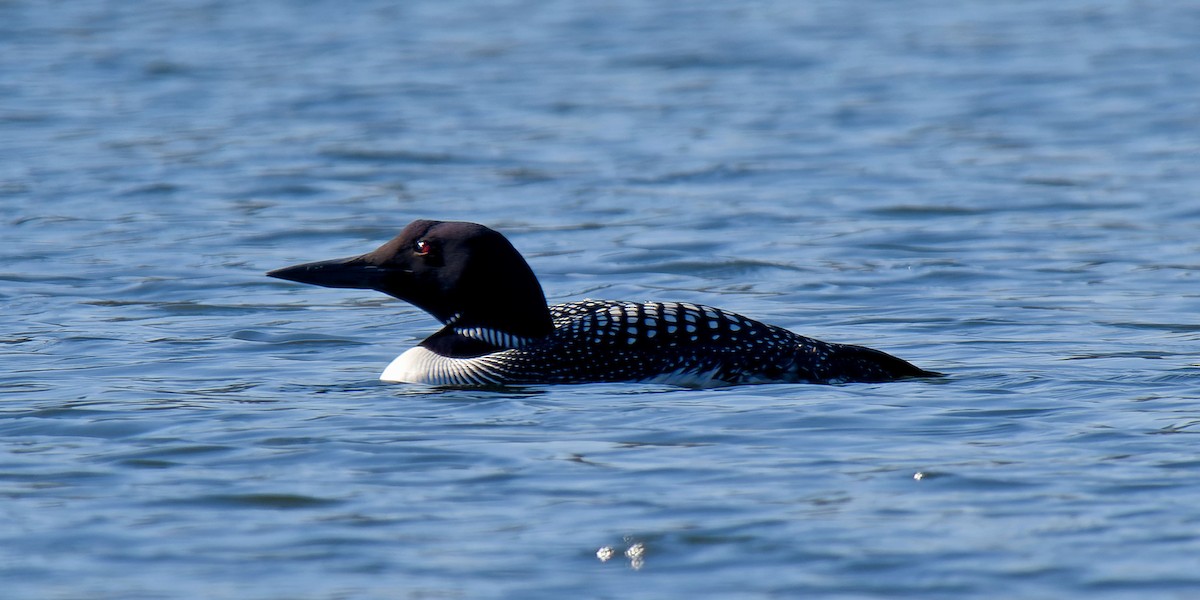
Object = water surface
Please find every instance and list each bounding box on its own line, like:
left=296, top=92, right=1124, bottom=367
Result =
left=3, top=1, right=1200, bottom=598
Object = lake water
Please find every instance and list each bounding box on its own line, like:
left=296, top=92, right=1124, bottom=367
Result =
left=3, top=0, right=1199, bottom=598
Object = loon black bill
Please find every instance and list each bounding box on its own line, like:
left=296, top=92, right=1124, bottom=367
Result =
left=267, top=256, right=399, bottom=290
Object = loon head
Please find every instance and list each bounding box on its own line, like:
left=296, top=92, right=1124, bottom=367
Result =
left=267, top=220, right=554, bottom=344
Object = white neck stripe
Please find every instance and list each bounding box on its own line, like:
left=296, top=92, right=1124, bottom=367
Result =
left=453, top=326, right=535, bottom=349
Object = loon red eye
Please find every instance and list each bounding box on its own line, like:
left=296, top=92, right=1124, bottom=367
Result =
left=414, top=239, right=432, bottom=255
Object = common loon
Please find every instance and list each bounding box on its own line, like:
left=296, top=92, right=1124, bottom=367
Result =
left=267, top=219, right=938, bottom=387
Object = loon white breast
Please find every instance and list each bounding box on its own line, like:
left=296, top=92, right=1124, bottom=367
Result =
left=267, top=219, right=939, bottom=387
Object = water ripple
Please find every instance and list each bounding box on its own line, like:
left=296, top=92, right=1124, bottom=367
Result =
left=3, top=0, right=1200, bottom=598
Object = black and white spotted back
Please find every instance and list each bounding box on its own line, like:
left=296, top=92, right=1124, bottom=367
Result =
left=459, top=300, right=918, bottom=385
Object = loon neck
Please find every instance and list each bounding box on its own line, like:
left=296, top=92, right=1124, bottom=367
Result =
left=420, top=298, right=551, bottom=358
left=421, top=320, right=541, bottom=358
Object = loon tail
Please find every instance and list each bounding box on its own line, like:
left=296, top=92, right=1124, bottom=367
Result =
left=803, top=342, right=942, bottom=383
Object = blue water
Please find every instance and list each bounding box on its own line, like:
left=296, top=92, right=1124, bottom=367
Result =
left=4, top=1, right=1200, bottom=597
